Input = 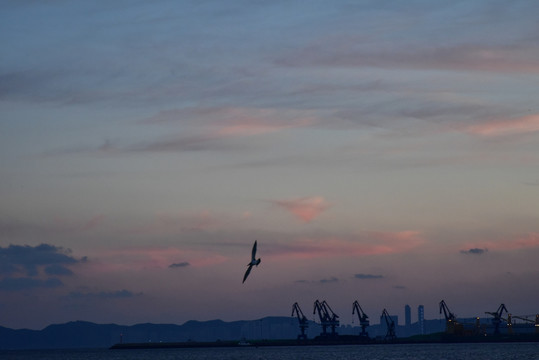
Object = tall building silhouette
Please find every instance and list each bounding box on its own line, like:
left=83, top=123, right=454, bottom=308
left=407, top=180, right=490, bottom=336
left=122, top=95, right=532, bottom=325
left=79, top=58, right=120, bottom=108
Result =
left=405, top=304, right=411, bottom=327
left=418, top=305, right=425, bottom=335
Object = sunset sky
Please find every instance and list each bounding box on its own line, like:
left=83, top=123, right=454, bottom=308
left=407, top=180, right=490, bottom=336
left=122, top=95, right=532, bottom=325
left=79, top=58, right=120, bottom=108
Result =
left=1, top=1, right=538, bottom=330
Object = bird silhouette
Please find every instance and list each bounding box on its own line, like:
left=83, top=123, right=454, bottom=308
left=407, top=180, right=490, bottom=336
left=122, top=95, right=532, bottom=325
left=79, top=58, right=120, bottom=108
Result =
left=242, top=240, right=261, bottom=283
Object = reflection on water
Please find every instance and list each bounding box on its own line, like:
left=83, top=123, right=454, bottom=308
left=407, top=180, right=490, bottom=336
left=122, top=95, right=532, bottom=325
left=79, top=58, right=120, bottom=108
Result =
left=1, top=343, right=539, bottom=360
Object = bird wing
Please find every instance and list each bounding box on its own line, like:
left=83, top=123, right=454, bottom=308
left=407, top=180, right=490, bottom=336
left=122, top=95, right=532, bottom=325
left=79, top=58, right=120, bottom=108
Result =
left=243, top=265, right=253, bottom=283
left=251, top=240, right=257, bottom=261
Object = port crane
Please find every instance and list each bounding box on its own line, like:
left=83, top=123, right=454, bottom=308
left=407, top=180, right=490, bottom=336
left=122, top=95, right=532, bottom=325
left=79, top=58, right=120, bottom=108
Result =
left=321, top=300, right=340, bottom=336
left=381, top=308, right=396, bottom=340
left=511, top=314, right=539, bottom=334
left=352, top=301, right=370, bottom=337
left=439, top=300, right=461, bottom=334
left=313, top=300, right=340, bottom=337
left=291, top=302, right=309, bottom=340
left=485, top=303, right=508, bottom=335
left=439, top=300, right=457, bottom=323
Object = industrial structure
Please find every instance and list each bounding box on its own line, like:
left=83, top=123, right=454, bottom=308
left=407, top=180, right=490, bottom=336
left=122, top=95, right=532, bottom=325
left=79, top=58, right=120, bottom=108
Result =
left=437, top=300, right=538, bottom=337
left=381, top=308, right=396, bottom=340
left=313, top=300, right=340, bottom=337
left=485, top=303, right=509, bottom=335
left=291, top=302, right=309, bottom=340
left=352, top=301, right=370, bottom=337
left=439, top=300, right=462, bottom=335
left=405, top=305, right=411, bottom=327
left=418, top=305, right=425, bottom=335
left=512, top=314, right=539, bottom=334
left=288, top=299, right=539, bottom=342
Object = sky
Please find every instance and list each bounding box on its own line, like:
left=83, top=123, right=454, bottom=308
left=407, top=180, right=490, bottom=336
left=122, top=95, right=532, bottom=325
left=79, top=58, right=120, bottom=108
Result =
left=1, top=0, right=538, bottom=330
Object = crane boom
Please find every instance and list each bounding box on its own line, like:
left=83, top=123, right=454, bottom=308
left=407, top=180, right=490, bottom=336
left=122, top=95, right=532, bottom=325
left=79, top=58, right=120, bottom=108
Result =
left=439, top=300, right=462, bottom=334
left=512, top=314, right=539, bottom=334
left=352, top=301, right=370, bottom=337
left=321, top=300, right=339, bottom=336
left=485, top=303, right=508, bottom=335
left=439, top=300, right=457, bottom=322
left=313, top=300, right=330, bottom=336
left=291, top=302, right=307, bottom=319
left=291, top=302, right=309, bottom=340
left=381, top=308, right=396, bottom=340
left=321, top=301, right=339, bottom=322
left=512, top=314, right=539, bottom=323
left=313, top=300, right=339, bottom=337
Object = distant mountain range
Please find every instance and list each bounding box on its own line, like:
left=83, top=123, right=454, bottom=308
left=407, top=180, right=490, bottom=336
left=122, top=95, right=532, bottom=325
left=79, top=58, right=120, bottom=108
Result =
left=0, top=317, right=448, bottom=350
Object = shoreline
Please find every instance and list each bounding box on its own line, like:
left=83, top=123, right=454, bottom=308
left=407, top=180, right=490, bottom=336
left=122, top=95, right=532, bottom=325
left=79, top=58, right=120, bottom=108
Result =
left=110, top=333, right=539, bottom=350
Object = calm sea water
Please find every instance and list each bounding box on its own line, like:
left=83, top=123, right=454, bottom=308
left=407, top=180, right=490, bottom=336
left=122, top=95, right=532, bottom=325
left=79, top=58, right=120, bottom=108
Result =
left=1, top=343, right=538, bottom=360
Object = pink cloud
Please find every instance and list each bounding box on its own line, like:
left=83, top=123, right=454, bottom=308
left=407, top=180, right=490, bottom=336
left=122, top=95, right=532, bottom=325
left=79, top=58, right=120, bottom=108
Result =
left=131, top=211, right=218, bottom=235
left=51, top=214, right=106, bottom=233
left=126, top=107, right=316, bottom=154
left=268, top=231, right=425, bottom=259
left=143, top=106, right=315, bottom=137
left=273, top=196, right=331, bottom=223
left=279, top=41, right=539, bottom=73
left=83, top=246, right=228, bottom=273
left=368, top=230, right=425, bottom=253
left=466, top=233, right=539, bottom=252
left=466, top=113, right=539, bottom=136
left=80, top=215, right=106, bottom=231
left=213, top=108, right=314, bottom=137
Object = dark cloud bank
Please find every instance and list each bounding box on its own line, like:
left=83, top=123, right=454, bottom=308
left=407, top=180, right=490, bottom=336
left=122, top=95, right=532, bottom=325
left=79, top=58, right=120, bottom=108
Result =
left=460, top=248, right=488, bottom=255
left=354, top=273, right=384, bottom=279
left=169, top=262, right=190, bottom=269
left=0, top=243, right=83, bottom=291
left=66, top=289, right=142, bottom=300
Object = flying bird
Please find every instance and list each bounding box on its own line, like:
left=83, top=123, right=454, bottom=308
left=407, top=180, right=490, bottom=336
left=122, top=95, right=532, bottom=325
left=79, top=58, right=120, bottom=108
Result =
left=242, top=240, right=261, bottom=283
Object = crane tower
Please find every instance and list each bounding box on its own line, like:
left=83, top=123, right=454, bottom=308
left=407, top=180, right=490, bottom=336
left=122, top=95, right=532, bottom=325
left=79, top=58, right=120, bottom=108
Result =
left=291, top=302, right=309, bottom=340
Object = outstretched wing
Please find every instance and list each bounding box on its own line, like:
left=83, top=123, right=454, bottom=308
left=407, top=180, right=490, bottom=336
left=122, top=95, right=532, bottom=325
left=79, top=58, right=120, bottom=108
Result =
left=243, top=265, right=253, bottom=283
left=251, top=240, right=257, bottom=261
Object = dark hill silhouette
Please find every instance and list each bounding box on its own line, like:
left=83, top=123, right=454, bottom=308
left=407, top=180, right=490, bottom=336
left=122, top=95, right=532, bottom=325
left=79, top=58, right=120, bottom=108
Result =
left=0, top=317, right=447, bottom=350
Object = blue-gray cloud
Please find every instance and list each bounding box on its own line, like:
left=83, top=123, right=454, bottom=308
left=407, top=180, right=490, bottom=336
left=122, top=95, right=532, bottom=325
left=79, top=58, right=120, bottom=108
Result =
left=67, top=289, right=142, bottom=299
left=45, top=264, right=74, bottom=276
left=354, top=273, right=384, bottom=279
left=130, top=135, right=237, bottom=153
left=0, top=243, right=80, bottom=277
left=319, top=276, right=339, bottom=284
left=524, top=180, right=539, bottom=187
left=460, top=248, right=488, bottom=255
left=45, top=134, right=242, bottom=157
left=278, top=43, right=539, bottom=73
left=169, top=262, right=190, bottom=269
left=0, top=277, right=63, bottom=291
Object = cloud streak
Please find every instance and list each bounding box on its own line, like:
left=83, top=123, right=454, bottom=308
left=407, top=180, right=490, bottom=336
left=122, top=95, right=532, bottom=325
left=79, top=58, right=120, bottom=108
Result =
left=0, top=277, right=63, bottom=291
left=354, top=273, right=384, bottom=279
left=0, top=216, right=106, bottom=238
left=47, top=106, right=317, bottom=157
left=465, top=233, right=539, bottom=253
left=144, top=107, right=315, bottom=135
left=67, top=289, right=142, bottom=299
left=460, top=248, right=488, bottom=255
left=129, top=134, right=237, bottom=153
left=83, top=246, right=227, bottom=274
left=272, top=196, right=331, bottom=223
left=169, top=262, right=190, bottom=269
left=131, top=211, right=219, bottom=235
left=267, top=231, right=425, bottom=260
left=278, top=42, right=539, bottom=73
left=466, top=113, right=539, bottom=137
